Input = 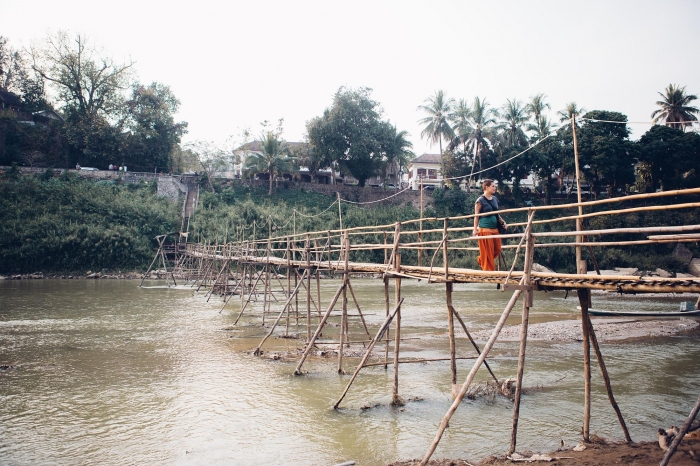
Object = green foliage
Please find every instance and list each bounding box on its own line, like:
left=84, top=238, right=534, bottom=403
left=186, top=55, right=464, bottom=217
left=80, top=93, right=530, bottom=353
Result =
left=0, top=175, right=179, bottom=273
left=638, top=125, right=700, bottom=191
left=306, top=87, right=398, bottom=187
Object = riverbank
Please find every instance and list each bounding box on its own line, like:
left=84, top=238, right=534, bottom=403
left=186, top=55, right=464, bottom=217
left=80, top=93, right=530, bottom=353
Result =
left=389, top=437, right=700, bottom=465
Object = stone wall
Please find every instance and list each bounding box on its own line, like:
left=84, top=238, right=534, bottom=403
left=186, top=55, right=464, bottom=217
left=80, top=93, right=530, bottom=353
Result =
left=157, top=176, right=186, bottom=202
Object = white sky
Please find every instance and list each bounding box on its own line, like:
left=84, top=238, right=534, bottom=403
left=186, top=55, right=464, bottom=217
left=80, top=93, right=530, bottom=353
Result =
left=4, top=0, right=700, bottom=155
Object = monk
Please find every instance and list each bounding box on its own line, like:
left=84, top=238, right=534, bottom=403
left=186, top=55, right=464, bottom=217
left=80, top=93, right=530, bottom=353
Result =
left=473, top=179, right=507, bottom=271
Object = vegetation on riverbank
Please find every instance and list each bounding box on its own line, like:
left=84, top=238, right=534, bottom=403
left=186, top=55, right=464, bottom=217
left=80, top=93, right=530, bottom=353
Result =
left=1, top=171, right=697, bottom=275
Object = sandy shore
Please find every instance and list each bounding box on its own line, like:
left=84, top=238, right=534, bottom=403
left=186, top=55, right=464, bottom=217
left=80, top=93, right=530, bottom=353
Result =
left=469, top=317, right=699, bottom=343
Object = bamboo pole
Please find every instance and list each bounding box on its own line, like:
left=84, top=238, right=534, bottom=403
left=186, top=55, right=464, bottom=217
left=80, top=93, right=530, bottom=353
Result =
left=333, top=298, right=404, bottom=409
left=384, top=274, right=390, bottom=369
left=444, top=218, right=457, bottom=397
left=579, top=286, right=592, bottom=442
left=420, top=288, right=524, bottom=466
left=338, top=232, right=349, bottom=375
left=392, top=252, right=402, bottom=406
left=659, top=392, right=700, bottom=466
left=253, top=269, right=308, bottom=355
left=449, top=305, right=498, bottom=383
left=306, top=234, right=312, bottom=341
left=294, top=282, right=346, bottom=375
left=586, top=315, right=632, bottom=442
left=509, top=216, right=536, bottom=454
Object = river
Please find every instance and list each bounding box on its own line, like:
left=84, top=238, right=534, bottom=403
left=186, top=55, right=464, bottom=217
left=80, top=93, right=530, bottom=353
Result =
left=1, top=279, right=699, bottom=465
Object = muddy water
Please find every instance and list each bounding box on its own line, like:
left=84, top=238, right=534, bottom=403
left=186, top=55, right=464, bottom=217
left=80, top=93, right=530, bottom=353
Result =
left=1, top=279, right=699, bottom=465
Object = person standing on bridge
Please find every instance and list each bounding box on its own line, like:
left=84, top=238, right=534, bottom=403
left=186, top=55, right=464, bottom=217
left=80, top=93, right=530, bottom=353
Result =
left=473, top=179, right=507, bottom=271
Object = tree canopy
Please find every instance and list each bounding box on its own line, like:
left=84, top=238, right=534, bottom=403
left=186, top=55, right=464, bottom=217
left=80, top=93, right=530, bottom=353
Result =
left=306, top=87, right=401, bottom=187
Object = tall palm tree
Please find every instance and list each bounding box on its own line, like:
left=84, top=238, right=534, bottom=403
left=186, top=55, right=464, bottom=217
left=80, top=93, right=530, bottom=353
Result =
left=417, top=90, right=455, bottom=184
left=528, top=115, right=556, bottom=141
left=651, top=84, right=699, bottom=131
left=244, top=131, right=296, bottom=195
left=463, top=96, right=497, bottom=190
left=448, top=98, right=473, bottom=152
left=525, top=93, right=551, bottom=121
left=384, top=126, right=414, bottom=186
left=557, top=102, right=586, bottom=122
left=498, top=98, right=529, bottom=148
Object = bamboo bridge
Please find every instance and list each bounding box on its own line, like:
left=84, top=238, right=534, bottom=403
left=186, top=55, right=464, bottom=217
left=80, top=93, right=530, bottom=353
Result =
left=144, top=187, right=700, bottom=465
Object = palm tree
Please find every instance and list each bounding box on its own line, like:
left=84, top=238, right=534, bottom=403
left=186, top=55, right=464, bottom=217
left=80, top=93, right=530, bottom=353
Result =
left=417, top=90, right=455, bottom=184
left=526, top=93, right=551, bottom=121
left=448, top=98, right=473, bottom=152
left=384, top=126, right=414, bottom=186
left=463, top=96, right=497, bottom=190
left=557, top=102, right=586, bottom=122
left=651, top=84, right=699, bottom=131
left=244, top=131, right=296, bottom=195
left=498, top=98, right=529, bottom=148
left=528, top=115, right=556, bottom=141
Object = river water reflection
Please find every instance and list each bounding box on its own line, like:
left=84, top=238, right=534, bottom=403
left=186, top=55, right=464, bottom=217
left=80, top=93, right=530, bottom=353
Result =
left=1, top=279, right=699, bottom=465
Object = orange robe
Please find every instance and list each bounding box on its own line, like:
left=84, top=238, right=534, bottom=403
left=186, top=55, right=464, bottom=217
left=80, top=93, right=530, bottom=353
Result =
left=477, top=228, right=502, bottom=271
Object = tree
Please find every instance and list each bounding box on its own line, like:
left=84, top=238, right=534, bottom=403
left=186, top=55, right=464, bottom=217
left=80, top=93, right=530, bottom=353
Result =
left=638, top=125, right=700, bottom=191
left=464, top=97, right=497, bottom=190
left=383, top=125, right=414, bottom=185
left=448, top=98, right=473, bottom=152
left=651, top=84, right=699, bottom=131
left=30, top=31, right=134, bottom=119
left=244, top=122, right=296, bottom=195
left=525, top=93, right=551, bottom=121
left=557, top=102, right=586, bottom=122
left=0, top=36, right=51, bottom=113
left=575, top=110, right=635, bottom=196
left=417, top=90, right=455, bottom=184
left=123, top=82, right=188, bottom=172
left=497, top=98, right=529, bottom=148
left=529, top=119, right=563, bottom=204
left=307, top=87, right=391, bottom=187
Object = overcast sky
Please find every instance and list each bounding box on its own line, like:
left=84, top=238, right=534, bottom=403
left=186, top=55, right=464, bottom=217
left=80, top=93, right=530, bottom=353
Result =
left=4, top=0, right=700, bottom=154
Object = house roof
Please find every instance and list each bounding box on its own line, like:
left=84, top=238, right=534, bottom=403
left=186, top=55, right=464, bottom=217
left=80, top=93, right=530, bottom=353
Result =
left=0, top=90, right=22, bottom=107
left=411, top=153, right=441, bottom=164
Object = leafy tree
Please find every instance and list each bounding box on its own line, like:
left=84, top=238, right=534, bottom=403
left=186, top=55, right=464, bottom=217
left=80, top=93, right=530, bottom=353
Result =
left=244, top=124, right=296, bottom=195
left=637, top=125, right=700, bottom=191
left=575, top=110, right=635, bottom=196
left=529, top=121, right=563, bottom=203
left=30, top=31, right=134, bottom=119
left=651, top=84, right=699, bottom=131
left=123, top=82, right=188, bottom=172
left=307, top=87, right=391, bottom=187
left=0, top=36, right=51, bottom=113
left=417, top=90, right=455, bottom=184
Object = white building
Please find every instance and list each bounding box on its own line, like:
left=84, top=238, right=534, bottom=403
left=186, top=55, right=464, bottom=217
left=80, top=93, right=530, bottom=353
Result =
left=408, top=153, right=442, bottom=190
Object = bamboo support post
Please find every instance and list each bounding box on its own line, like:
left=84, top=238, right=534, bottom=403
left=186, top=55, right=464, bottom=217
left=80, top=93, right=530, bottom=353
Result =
left=449, top=305, right=499, bottom=384
left=659, top=392, right=700, bottom=466
left=253, top=269, right=308, bottom=355
left=420, top=288, right=524, bottom=466
left=294, top=282, right=346, bottom=375
left=333, top=298, right=404, bottom=409
left=306, top=234, right=312, bottom=341
left=509, top=214, right=536, bottom=455
left=392, top=250, right=402, bottom=406
left=586, top=315, right=632, bottom=442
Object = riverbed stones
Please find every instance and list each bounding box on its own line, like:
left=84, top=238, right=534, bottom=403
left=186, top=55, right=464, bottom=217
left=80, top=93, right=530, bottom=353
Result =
left=532, top=263, right=554, bottom=273
left=689, top=258, right=700, bottom=277
left=673, top=243, right=694, bottom=264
